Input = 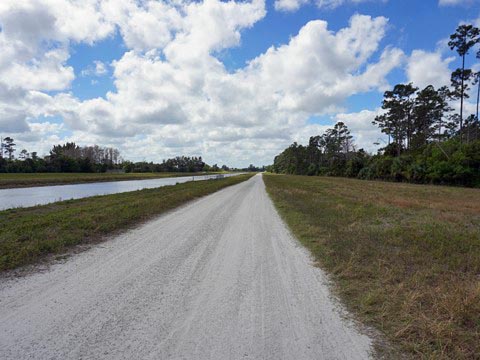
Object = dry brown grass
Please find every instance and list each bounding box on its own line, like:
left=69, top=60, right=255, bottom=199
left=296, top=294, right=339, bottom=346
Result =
left=264, top=174, right=480, bottom=359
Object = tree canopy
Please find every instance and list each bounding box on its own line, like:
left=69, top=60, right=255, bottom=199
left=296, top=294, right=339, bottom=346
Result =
left=270, top=23, right=480, bottom=188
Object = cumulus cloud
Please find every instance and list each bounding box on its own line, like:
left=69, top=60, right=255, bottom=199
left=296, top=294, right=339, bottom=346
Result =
left=0, top=0, right=114, bottom=136
left=240, top=15, right=401, bottom=114
left=0, top=0, right=404, bottom=166
left=61, top=13, right=400, bottom=165
left=406, top=50, right=454, bottom=89
left=100, top=0, right=182, bottom=51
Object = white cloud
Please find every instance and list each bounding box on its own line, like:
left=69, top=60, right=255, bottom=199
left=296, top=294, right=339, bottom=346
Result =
left=240, top=15, right=401, bottom=114
left=62, top=13, right=400, bottom=165
left=94, top=61, right=108, bottom=76
left=0, top=0, right=114, bottom=45
left=0, top=0, right=403, bottom=166
left=100, top=0, right=183, bottom=51
left=275, top=0, right=309, bottom=12
left=438, top=0, right=474, bottom=6
left=406, top=50, right=454, bottom=89
left=275, top=0, right=386, bottom=12
left=0, top=0, right=114, bottom=137
left=334, top=109, right=385, bottom=152
left=81, top=61, right=109, bottom=77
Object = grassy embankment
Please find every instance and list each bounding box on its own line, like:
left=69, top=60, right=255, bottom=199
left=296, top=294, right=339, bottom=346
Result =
left=0, top=174, right=254, bottom=271
left=263, top=174, right=480, bottom=359
left=0, top=172, right=227, bottom=189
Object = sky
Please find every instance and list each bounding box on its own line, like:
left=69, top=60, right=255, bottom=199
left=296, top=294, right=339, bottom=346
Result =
left=0, top=0, right=479, bottom=167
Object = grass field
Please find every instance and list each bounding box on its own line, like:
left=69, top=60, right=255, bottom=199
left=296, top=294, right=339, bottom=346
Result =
left=0, top=172, right=224, bottom=189
left=0, top=174, right=254, bottom=271
left=263, top=174, right=480, bottom=359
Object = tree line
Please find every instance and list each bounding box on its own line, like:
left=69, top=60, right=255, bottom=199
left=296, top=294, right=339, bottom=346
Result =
left=0, top=139, right=223, bottom=174
left=270, top=24, right=480, bottom=187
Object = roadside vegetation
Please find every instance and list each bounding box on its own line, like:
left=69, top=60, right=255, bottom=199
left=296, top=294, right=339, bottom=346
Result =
left=270, top=24, right=480, bottom=188
left=0, top=172, right=225, bottom=189
left=264, top=174, right=480, bottom=359
left=0, top=174, right=254, bottom=271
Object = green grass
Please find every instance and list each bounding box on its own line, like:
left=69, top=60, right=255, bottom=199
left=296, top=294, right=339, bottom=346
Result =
left=263, top=174, right=480, bottom=359
left=0, top=174, right=254, bottom=271
left=0, top=172, right=227, bottom=189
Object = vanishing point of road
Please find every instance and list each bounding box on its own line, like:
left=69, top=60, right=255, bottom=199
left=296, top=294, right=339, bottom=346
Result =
left=0, top=174, right=373, bottom=359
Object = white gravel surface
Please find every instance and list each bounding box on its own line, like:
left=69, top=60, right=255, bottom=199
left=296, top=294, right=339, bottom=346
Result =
left=0, top=174, right=373, bottom=359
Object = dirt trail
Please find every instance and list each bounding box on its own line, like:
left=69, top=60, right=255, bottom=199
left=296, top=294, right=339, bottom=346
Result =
left=0, top=174, right=373, bottom=359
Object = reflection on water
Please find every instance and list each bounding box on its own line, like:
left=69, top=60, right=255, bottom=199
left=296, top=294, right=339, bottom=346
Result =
left=0, top=174, right=241, bottom=211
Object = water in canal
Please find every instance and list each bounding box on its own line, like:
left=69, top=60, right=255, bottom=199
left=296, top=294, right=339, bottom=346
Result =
left=0, top=174, right=241, bottom=211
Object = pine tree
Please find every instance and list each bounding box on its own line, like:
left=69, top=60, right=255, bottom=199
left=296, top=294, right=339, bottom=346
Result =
left=448, top=24, right=480, bottom=137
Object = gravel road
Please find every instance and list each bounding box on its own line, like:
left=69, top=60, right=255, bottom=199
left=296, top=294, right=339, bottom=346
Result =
left=0, top=174, right=373, bottom=359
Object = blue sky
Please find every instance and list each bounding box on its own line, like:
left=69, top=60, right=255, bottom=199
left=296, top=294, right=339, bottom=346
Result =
left=68, top=0, right=478, bottom=100
left=230, top=0, right=473, bottom=64
left=1, top=0, right=479, bottom=166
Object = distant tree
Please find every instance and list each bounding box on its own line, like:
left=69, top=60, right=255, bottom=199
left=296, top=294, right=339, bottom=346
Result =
left=3, top=137, right=16, bottom=160
left=373, top=84, right=418, bottom=155
left=461, top=114, right=480, bottom=142
left=372, top=114, right=391, bottom=144
left=475, top=70, right=480, bottom=140
left=19, top=149, right=29, bottom=160
left=474, top=70, right=480, bottom=121
left=307, top=136, right=322, bottom=173
left=272, top=123, right=358, bottom=177
left=335, top=122, right=354, bottom=153
left=450, top=67, right=473, bottom=120
left=320, top=122, right=354, bottom=156
left=411, top=85, right=449, bottom=148
left=473, top=69, right=480, bottom=142
left=435, top=86, right=454, bottom=140
left=445, top=113, right=461, bottom=138
left=448, top=24, right=480, bottom=135
left=50, top=142, right=78, bottom=159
